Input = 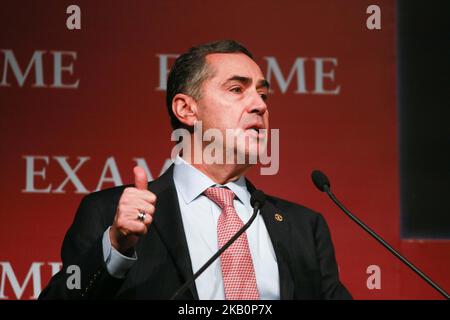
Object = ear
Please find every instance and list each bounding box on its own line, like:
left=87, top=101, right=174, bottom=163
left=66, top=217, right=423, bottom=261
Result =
left=171, top=93, right=199, bottom=128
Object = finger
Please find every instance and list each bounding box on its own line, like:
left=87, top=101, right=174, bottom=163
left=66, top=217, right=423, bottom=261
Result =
left=134, top=189, right=157, bottom=204
left=126, top=206, right=154, bottom=225
left=142, top=212, right=153, bottom=226
left=133, top=200, right=155, bottom=217
left=121, top=188, right=156, bottom=205
left=133, top=166, right=148, bottom=190
left=118, top=203, right=154, bottom=223
left=131, top=213, right=152, bottom=230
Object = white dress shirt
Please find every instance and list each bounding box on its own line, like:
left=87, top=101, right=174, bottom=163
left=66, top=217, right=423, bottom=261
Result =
left=173, top=156, right=279, bottom=299
left=102, top=156, right=280, bottom=300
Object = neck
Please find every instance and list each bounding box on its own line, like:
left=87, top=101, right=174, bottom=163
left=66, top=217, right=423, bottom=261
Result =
left=191, top=162, right=251, bottom=185
left=177, top=135, right=253, bottom=184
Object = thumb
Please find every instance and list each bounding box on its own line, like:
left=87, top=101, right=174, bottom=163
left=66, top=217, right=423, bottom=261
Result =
left=133, top=166, right=148, bottom=190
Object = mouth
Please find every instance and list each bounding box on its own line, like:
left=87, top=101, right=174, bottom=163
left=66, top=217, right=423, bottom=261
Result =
left=243, top=124, right=265, bottom=138
left=247, top=126, right=260, bottom=134
left=244, top=122, right=264, bottom=132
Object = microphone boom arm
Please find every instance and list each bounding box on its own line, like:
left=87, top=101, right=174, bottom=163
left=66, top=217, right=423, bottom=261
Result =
left=323, top=184, right=450, bottom=300
left=169, top=202, right=262, bottom=300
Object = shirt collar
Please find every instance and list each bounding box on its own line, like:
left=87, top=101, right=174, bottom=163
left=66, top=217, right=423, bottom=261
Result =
left=173, top=155, right=249, bottom=205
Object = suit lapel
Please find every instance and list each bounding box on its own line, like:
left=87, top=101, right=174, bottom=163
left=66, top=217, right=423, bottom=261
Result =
left=246, top=180, right=295, bottom=300
left=148, top=165, right=199, bottom=300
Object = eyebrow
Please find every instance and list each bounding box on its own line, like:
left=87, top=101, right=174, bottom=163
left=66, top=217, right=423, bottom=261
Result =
left=223, top=75, right=270, bottom=90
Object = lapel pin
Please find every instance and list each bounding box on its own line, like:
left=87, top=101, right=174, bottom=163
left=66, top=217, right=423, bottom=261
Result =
left=274, top=213, right=283, bottom=222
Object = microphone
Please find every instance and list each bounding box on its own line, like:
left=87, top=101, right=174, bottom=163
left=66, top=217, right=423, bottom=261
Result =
left=311, top=170, right=450, bottom=300
left=170, top=189, right=266, bottom=300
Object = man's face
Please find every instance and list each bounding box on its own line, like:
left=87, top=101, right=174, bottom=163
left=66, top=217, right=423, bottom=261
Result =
left=195, top=53, right=269, bottom=160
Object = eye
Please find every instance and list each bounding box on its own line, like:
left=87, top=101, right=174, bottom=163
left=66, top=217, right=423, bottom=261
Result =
left=259, top=93, right=268, bottom=101
left=230, top=86, right=243, bottom=94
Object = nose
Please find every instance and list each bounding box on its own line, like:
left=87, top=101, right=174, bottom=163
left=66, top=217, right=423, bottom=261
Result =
left=249, top=92, right=268, bottom=116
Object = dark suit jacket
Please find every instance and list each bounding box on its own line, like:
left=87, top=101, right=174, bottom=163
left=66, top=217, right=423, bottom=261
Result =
left=39, top=165, right=351, bottom=300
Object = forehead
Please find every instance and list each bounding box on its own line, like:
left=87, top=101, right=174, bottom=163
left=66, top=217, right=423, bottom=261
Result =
left=205, top=53, right=264, bottom=81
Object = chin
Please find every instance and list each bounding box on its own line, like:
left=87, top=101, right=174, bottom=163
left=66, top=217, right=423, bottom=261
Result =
left=234, top=144, right=259, bottom=165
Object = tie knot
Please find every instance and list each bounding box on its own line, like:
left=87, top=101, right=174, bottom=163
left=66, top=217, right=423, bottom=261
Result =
left=204, top=187, right=235, bottom=209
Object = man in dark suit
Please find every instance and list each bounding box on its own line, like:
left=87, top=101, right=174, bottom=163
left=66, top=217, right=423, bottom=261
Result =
left=39, top=40, right=351, bottom=300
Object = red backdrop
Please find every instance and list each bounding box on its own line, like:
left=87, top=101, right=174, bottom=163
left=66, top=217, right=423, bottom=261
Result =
left=1, top=0, right=448, bottom=299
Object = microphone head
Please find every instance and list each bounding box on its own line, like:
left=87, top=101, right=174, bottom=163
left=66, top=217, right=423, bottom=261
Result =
left=250, top=189, right=266, bottom=209
left=311, top=170, right=331, bottom=192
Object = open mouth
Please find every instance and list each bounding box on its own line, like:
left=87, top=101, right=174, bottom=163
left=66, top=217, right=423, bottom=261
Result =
left=244, top=126, right=265, bottom=139
left=247, top=126, right=260, bottom=133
